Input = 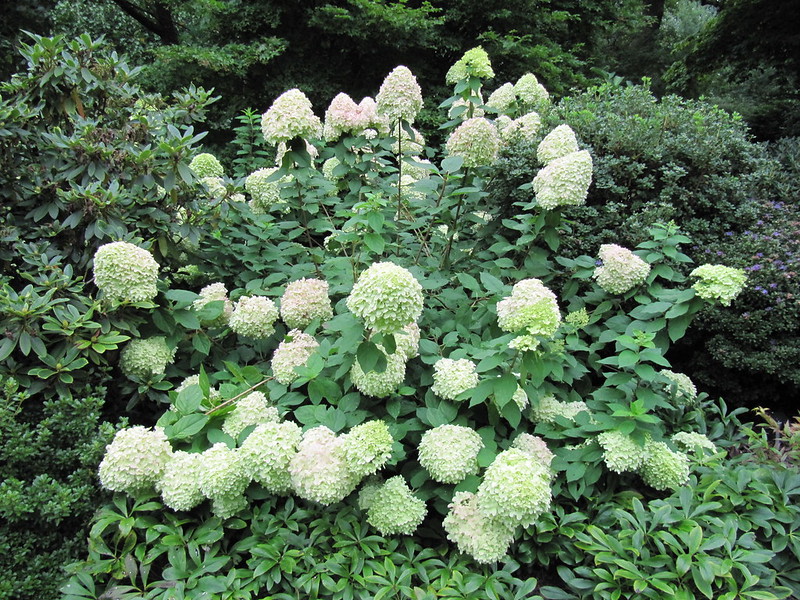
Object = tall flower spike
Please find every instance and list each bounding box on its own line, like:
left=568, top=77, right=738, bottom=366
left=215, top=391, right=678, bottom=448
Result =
left=376, top=66, right=423, bottom=124
left=260, top=88, right=323, bottom=145
left=537, top=124, right=579, bottom=165
left=93, top=241, right=159, bottom=303
left=532, top=149, right=593, bottom=210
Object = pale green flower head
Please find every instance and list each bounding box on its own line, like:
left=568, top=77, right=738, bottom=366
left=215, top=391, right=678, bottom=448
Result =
left=640, top=440, right=690, bottom=491
left=341, top=420, right=394, bottom=479
left=532, top=149, right=593, bottom=210
left=443, top=491, right=516, bottom=564
left=365, top=476, right=426, bottom=536
left=229, top=295, right=279, bottom=339
left=565, top=307, right=590, bottom=328
left=93, top=241, right=159, bottom=303
left=239, top=420, right=303, bottom=493
left=514, top=73, right=549, bottom=109
left=376, top=66, right=423, bottom=124
left=350, top=345, right=407, bottom=398
left=690, top=264, right=746, bottom=306
left=672, top=431, right=716, bottom=453
left=476, top=448, right=552, bottom=528
left=221, top=391, right=279, bottom=439
left=597, top=431, right=647, bottom=473
left=594, top=244, right=651, bottom=295
left=261, top=88, right=323, bottom=145
left=500, top=111, right=541, bottom=144
left=486, top=82, right=516, bottom=114
left=537, top=124, right=579, bottom=165
left=120, top=336, right=175, bottom=380
left=661, top=370, right=698, bottom=406
left=511, top=433, right=554, bottom=468
left=346, top=262, right=424, bottom=333
left=197, top=443, right=249, bottom=503
left=418, top=424, right=483, bottom=484
left=530, top=395, right=590, bottom=424
left=431, top=358, right=479, bottom=401
left=193, top=282, right=233, bottom=326
left=245, top=167, right=288, bottom=214
left=446, top=47, right=495, bottom=84
left=445, top=117, right=501, bottom=167
left=158, top=450, right=204, bottom=512
left=289, top=426, right=358, bottom=505
left=496, top=278, right=561, bottom=337
left=271, top=330, right=320, bottom=385
left=189, top=153, right=224, bottom=178
left=98, top=426, right=173, bottom=495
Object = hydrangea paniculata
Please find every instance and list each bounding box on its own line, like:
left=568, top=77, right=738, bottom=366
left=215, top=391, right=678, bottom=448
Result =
left=532, top=149, right=593, bottom=210
left=120, top=337, right=175, bottom=380
left=289, top=426, right=358, bottom=505
left=350, top=345, right=407, bottom=398
left=239, top=421, right=303, bottom=493
left=537, top=124, right=579, bottom=165
left=158, top=450, right=204, bottom=511
left=597, top=431, right=647, bottom=473
left=271, top=330, right=320, bottom=385
left=98, top=426, right=173, bottom=494
left=341, top=420, right=393, bottom=479
left=245, top=167, right=288, bottom=214
left=672, top=431, right=716, bottom=453
left=221, top=391, right=279, bottom=439
left=660, top=370, right=698, bottom=406
left=690, top=264, right=747, bottom=306
left=511, top=433, right=554, bottom=468
left=376, top=66, right=423, bottom=124
left=93, top=241, right=159, bottom=303
left=188, top=153, right=224, bottom=178
left=640, top=440, right=690, bottom=491
left=418, top=424, right=483, bottom=484
left=446, top=47, right=495, bottom=83
left=530, top=395, right=590, bottom=423
left=261, top=88, right=323, bottom=145
left=443, top=491, right=516, bottom=564
left=496, top=278, right=561, bottom=337
left=486, top=82, right=516, bottom=114
left=431, top=358, right=479, bottom=400
left=346, top=262, right=424, bottom=333
left=229, top=295, right=279, bottom=339
left=280, top=278, right=333, bottom=329
left=593, top=244, right=651, bottom=294
left=514, top=73, right=549, bottom=109
left=324, top=94, right=384, bottom=140
left=445, top=117, right=501, bottom=168
left=364, top=476, right=426, bottom=536
left=193, top=282, right=233, bottom=326
left=500, top=111, right=541, bottom=144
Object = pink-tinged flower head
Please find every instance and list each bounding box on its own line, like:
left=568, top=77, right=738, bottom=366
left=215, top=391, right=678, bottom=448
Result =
left=324, top=94, right=384, bottom=140
left=280, top=278, right=333, bottom=329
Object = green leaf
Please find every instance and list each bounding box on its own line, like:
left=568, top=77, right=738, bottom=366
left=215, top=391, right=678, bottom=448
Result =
left=192, top=332, right=211, bottom=356
left=357, top=341, right=386, bottom=373
left=308, top=377, right=341, bottom=404
left=166, top=414, right=209, bottom=440
left=618, top=350, right=639, bottom=368
left=441, top=155, right=464, bottom=173
left=175, top=384, right=203, bottom=414
left=174, top=309, right=202, bottom=330
left=493, top=373, right=518, bottom=409
left=364, top=233, right=385, bottom=254
left=480, top=272, right=504, bottom=294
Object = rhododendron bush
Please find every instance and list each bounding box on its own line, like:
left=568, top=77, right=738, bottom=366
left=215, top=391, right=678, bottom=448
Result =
left=59, top=48, right=792, bottom=600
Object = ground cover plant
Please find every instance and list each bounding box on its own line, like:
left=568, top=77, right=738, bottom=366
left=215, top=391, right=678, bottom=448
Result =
left=2, top=35, right=799, bottom=600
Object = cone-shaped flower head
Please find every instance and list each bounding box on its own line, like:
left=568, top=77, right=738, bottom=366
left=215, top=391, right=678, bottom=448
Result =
left=245, top=167, right=289, bottom=214
left=530, top=395, right=590, bottom=424
left=661, top=370, right=698, bottom=406
left=193, top=282, right=233, bottom=326
left=514, top=73, right=549, bottom=109
left=324, top=94, right=382, bottom=140
left=597, top=431, right=648, bottom=473
left=690, top=264, right=746, bottom=306
left=350, top=345, right=407, bottom=398
left=261, top=88, right=323, bottom=145
left=221, top=391, right=279, bottom=439
left=496, top=278, right=561, bottom=337
left=500, top=111, right=541, bottom=144
left=120, top=336, right=175, bottom=380
left=593, top=244, right=651, bottom=294
left=289, top=426, right=358, bottom=505
left=640, top=440, right=690, bottom=491
left=189, top=153, right=224, bottom=178
left=271, top=330, right=320, bottom=385
left=347, top=262, right=424, bottom=333
left=341, top=420, right=394, bottom=479
left=365, top=476, right=426, bottom=535
left=486, top=82, right=516, bottom=114
left=443, top=491, right=516, bottom=564
left=376, top=66, right=423, bottom=123
left=672, top=432, right=716, bottom=453
left=511, top=433, right=554, bottom=468
left=477, top=448, right=552, bottom=528
left=158, top=450, right=205, bottom=511
left=239, top=421, right=303, bottom=493
left=537, top=124, right=579, bottom=165
left=418, top=424, right=483, bottom=484
left=532, top=149, right=593, bottom=210
left=446, top=47, right=495, bottom=83
left=280, top=278, right=333, bottom=329
left=98, top=426, right=173, bottom=494
left=445, top=117, right=501, bottom=168
left=93, top=241, right=159, bottom=303
left=431, top=358, right=479, bottom=401
left=229, top=295, right=279, bottom=339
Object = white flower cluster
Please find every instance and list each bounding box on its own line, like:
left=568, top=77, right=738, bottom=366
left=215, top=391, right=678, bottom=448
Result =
left=324, top=93, right=385, bottom=141
left=197, top=442, right=249, bottom=519
left=593, top=244, right=651, bottom=295
left=443, top=491, right=515, bottom=564
left=418, top=425, right=483, bottom=484
left=690, top=264, right=747, bottom=306
left=511, top=386, right=530, bottom=411
left=98, top=426, right=173, bottom=494
left=188, top=153, right=224, bottom=178
left=511, top=433, right=554, bottom=468
left=350, top=345, right=407, bottom=398
left=361, top=476, right=426, bottom=536
left=393, top=321, right=421, bottom=360
left=341, top=420, right=394, bottom=479
left=158, top=450, right=204, bottom=511
left=346, top=262, right=424, bottom=333
left=93, top=241, right=159, bottom=303
left=640, top=440, right=690, bottom=491
left=672, top=431, right=716, bottom=453
left=530, top=395, right=590, bottom=423
left=245, top=167, right=289, bottom=214
left=120, top=337, right=175, bottom=380
left=221, top=391, right=279, bottom=439
left=240, top=421, right=303, bottom=493
left=661, top=369, right=698, bottom=406
left=499, top=111, right=541, bottom=144
left=537, top=125, right=579, bottom=165
left=496, top=278, right=561, bottom=338
left=229, top=295, right=279, bottom=339
left=193, top=282, right=233, bottom=326
left=280, top=278, right=333, bottom=329
left=445, top=117, right=501, bottom=168
left=532, top=149, right=593, bottom=210
left=271, top=330, right=319, bottom=385
left=376, top=66, right=423, bottom=124
left=597, top=431, right=648, bottom=473
left=446, top=47, right=495, bottom=83
left=514, top=73, right=550, bottom=109
left=261, top=88, right=323, bottom=145
left=431, top=358, right=479, bottom=400
left=486, top=82, right=516, bottom=113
